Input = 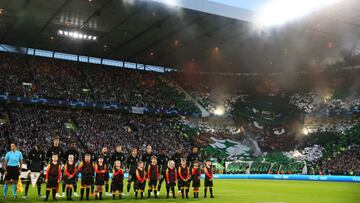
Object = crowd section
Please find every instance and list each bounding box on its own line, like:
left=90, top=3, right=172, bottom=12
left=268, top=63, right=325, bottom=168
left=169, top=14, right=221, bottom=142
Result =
left=289, top=91, right=360, bottom=114
left=6, top=105, right=191, bottom=157
left=319, top=146, right=360, bottom=175
left=0, top=53, right=199, bottom=113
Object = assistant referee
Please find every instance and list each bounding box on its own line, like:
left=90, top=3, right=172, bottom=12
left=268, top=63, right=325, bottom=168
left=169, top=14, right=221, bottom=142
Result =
left=3, top=143, right=23, bottom=199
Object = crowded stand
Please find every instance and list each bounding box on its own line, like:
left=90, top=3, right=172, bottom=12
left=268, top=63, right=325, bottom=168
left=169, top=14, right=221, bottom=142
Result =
left=6, top=105, right=191, bottom=157
left=0, top=53, right=199, bottom=114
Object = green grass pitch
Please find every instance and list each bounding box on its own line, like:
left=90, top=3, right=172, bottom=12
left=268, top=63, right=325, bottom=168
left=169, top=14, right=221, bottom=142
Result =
left=1, top=179, right=359, bottom=203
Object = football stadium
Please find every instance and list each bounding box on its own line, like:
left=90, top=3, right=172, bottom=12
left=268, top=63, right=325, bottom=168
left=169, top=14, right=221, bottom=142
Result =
left=0, top=0, right=360, bottom=202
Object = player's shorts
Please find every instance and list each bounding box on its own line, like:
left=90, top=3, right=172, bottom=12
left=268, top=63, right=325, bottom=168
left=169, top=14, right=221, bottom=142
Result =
left=192, top=180, right=200, bottom=188
left=204, top=179, right=213, bottom=187
left=111, top=182, right=123, bottom=193
left=46, top=178, right=58, bottom=188
left=81, top=175, right=94, bottom=187
left=64, top=176, right=76, bottom=185
left=148, top=178, right=158, bottom=186
left=4, top=166, right=20, bottom=181
left=178, top=180, right=190, bottom=188
left=134, top=181, right=146, bottom=191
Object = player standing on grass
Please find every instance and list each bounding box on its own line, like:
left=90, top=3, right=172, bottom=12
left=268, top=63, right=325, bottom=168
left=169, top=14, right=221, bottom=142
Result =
left=171, top=148, right=182, bottom=194
left=44, top=154, right=61, bottom=201
left=178, top=158, right=190, bottom=199
left=126, top=148, right=140, bottom=196
left=78, top=152, right=95, bottom=201
left=147, top=156, right=159, bottom=199
left=46, top=136, right=63, bottom=198
left=3, top=143, right=23, bottom=199
left=191, top=161, right=201, bottom=198
left=94, top=156, right=107, bottom=200
left=134, top=161, right=146, bottom=199
left=98, top=147, right=111, bottom=197
left=63, top=142, right=80, bottom=198
left=64, top=154, right=77, bottom=201
left=23, top=144, right=45, bottom=199
left=157, top=148, right=169, bottom=195
left=111, top=160, right=124, bottom=200
left=204, top=159, right=214, bottom=198
left=165, top=160, right=177, bottom=199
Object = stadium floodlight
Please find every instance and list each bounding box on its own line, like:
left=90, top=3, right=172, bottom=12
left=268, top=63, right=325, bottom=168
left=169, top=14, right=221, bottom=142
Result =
left=57, top=29, right=97, bottom=41
left=213, top=105, right=225, bottom=116
left=302, top=128, right=309, bottom=135
left=256, top=0, right=343, bottom=27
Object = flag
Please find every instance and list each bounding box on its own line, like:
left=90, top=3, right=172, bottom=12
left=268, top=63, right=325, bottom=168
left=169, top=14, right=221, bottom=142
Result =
left=30, top=172, right=41, bottom=187
left=17, top=177, right=23, bottom=193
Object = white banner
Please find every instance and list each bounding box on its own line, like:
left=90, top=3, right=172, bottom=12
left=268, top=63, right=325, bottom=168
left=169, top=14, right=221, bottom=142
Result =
left=131, top=106, right=145, bottom=114
left=30, top=172, right=41, bottom=187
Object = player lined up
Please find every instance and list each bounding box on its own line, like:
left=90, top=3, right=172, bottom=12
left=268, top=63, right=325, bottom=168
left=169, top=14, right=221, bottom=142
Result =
left=2, top=139, right=214, bottom=201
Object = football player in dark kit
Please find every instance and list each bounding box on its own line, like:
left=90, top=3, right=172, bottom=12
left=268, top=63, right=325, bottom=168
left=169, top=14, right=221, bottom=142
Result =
left=98, top=146, right=111, bottom=196
left=204, top=160, right=214, bottom=198
left=111, top=160, right=124, bottom=200
left=157, top=148, right=169, bottom=195
left=191, top=161, right=201, bottom=198
left=24, top=144, right=45, bottom=199
left=77, top=153, right=94, bottom=201
left=46, top=136, right=63, bottom=198
left=141, top=145, right=153, bottom=169
left=134, top=161, right=146, bottom=199
left=110, top=145, right=125, bottom=167
left=64, top=154, right=77, bottom=200
left=147, top=156, right=159, bottom=199
left=63, top=142, right=80, bottom=197
left=178, top=158, right=190, bottom=199
left=165, top=160, right=177, bottom=199
left=126, top=148, right=140, bottom=195
left=46, top=136, right=63, bottom=162
left=44, top=154, right=61, bottom=201
left=187, top=146, right=200, bottom=170
left=171, top=148, right=183, bottom=193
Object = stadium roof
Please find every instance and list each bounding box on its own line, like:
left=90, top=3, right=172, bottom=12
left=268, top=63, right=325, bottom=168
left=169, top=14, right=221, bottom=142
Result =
left=0, top=0, right=359, bottom=73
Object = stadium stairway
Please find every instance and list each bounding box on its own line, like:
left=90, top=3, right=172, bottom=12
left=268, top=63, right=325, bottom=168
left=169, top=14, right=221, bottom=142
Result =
left=161, top=76, right=210, bottom=117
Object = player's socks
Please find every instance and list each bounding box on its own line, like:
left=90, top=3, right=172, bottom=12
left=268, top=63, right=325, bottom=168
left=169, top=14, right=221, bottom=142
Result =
left=154, top=189, right=158, bottom=198
left=148, top=189, right=152, bottom=198
left=105, top=183, right=109, bottom=193
left=181, top=189, right=184, bottom=198
left=74, top=184, right=77, bottom=193
left=69, top=188, right=73, bottom=200
left=80, top=188, right=84, bottom=200
left=210, top=188, right=214, bottom=198
left=52, top=189, right=57, bottom=200
left=91, top=185, right=94, bottom=194
left=66, top=188, right=69, bottom=200
left=166, top=186, right=170, bottom=198
left=86, top=188, right=90, bottom=200
left=37, top=186, right=42, bottom=196
left=62, top=184, right=66, bottom=194
left=45, top=189, right=50, bottom=201
left=99, top=192, right=102, bottom=200
left=135, top=191, right=138, bottom=199
left=204, top=188, right=207, bottom=197
left=140, top=192, right=144, bottom=199
left=171, top=187, right=176, bottom=198
left=186, top=189, right=189, bottom=198
left=25, top=183, right=30, bottom=196
left=119, top=195, right=122, bottom=199
left=113, top=194, right=116, bottom=200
